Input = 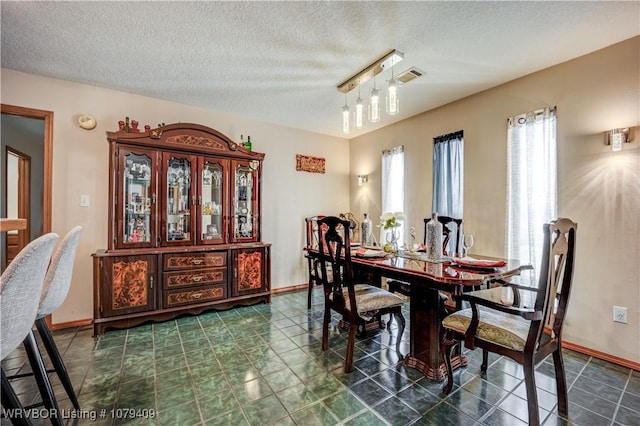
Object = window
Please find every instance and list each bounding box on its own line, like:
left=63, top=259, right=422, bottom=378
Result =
left=432, top=131, right=464, bottom=255
left=432, top=130, right=464, bottom=218
left=381, top=146, right=404, bottom=246
left=506, top=107, right=557, bottom=280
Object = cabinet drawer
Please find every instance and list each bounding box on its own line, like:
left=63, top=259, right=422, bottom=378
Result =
left=164, top=285, right=226, bottom=308
left=163, top=268, right=227, bottom=290
left=164, top=251, right=226, bottom=270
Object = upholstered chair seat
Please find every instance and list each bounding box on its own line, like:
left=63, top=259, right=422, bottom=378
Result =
left=442, top=307, right=531, bottom=352
left=340, top=284, right=405, bottom=315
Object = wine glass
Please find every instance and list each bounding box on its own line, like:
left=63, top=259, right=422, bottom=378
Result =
left=407, top=227, right=417, bottom=253
left=463, top=234, right=474, bottom=256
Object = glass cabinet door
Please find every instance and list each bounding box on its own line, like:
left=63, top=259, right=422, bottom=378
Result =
left=198, top=158, right=227, bottom=245
left=162, top=153, right=196, bottom=246
left=117, top=147, right=157, bottom=249
left=231, top=160, right=259, bottom=243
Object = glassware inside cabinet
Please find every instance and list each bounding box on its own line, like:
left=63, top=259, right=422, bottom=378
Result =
left=234, top=164, right=254, bottom=239
left=123, top=153, right=152, bottom=243
left=201, top=161, right=224, bottom=241
left=166, top=157, right=192, bottom=241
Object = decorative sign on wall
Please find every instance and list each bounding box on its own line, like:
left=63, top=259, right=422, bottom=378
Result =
left=296, top=154, right=326, bottom=174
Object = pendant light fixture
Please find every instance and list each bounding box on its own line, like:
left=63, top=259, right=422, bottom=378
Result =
left=336, top=49, right=404, bottom=132
left=342, top=94, right=350, bottom=134
left=355, top=85, right=364, bottom=129
left=369, top=78, right=380, bottom=123
left=387, top=63, right=399, bottom=116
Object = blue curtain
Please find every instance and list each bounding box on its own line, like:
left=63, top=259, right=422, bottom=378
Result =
left=432, top=131, right=464, bottom=219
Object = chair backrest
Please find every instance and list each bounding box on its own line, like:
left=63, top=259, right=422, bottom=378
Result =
left=38, top=226, right=83, bottom=318
left=339, top=213, right=360, bottom=243
left=0, top=233, right=59, bottom=359
left=316, top=216, right=357, bottom=313
left=423, top=216, right=463, bottom=256
left=304, top=215, right=326, bottom=251
left=531, top=218, right=577, bottom=351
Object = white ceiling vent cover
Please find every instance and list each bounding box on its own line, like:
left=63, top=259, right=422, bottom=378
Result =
left=397, top=67, right=424, bottom=85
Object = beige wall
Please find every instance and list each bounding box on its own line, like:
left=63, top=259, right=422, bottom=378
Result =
left=1, top=69, right=350, bottom=324
left=1, top=36, right=638, bottom=364
left=350, top=36, right=640, bottom=363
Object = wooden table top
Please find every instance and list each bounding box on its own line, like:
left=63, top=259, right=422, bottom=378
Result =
left=0, top=218, right=27, bottom=232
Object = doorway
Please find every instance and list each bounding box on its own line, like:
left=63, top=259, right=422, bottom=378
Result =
left=1, top=104, right=52, bottom=272
left=4, top=148, right=31, bottom=264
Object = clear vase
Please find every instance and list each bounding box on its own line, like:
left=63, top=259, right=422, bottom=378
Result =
left=361, top=213, right=373, bottom=246
left=426, top=212, right=443, bottom=261
left=386, top=228, right=399, bottom=253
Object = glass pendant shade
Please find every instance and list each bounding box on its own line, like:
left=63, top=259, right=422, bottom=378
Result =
left=611, top=132, right=623, bottom=151
left=369, top=87, right=380, bottom=122
left=342, top=104, right=350, bottom=134
left=387, top=78, right=399, bottom=115
left=336, top=49, right=405, bottom=130
left=355, top=96, right=364, bottom=129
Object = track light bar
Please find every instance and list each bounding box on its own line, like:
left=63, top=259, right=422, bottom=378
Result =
left=337, top=49, right=404, bottom=94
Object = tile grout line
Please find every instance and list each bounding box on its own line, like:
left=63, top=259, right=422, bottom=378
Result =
left=6, top=291, right=637, bottom=426
left=608, top=367, right=633, bottom=426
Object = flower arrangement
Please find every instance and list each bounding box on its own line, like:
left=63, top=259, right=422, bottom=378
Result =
left=379, top=211, right=405, bottom=230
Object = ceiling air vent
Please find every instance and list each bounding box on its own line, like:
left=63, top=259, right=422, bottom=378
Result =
left=397, top=67, right=424, bottom=86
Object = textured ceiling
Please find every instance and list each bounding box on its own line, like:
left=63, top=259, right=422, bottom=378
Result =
left=2, top=1, right=639, bottom=139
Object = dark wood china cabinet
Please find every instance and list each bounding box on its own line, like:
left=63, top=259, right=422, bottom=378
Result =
left=92, top=123, right=270, bottom=335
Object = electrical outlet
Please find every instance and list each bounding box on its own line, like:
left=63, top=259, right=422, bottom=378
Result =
left=613, top=306, right=628, bottom=324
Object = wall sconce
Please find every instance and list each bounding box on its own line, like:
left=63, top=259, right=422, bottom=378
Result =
left=606, top=128, right=630, bottom=151
left=358, top=175, right=368, bottom=186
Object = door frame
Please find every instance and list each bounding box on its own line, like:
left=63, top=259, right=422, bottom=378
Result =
left=1, top=104, right=53, bottom=235
left=5, top=146, right=32, bottom=257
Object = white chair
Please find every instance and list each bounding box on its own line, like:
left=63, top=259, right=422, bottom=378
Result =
left=1, top=233, right=59, bottom=426
left=27, top=227, right=83, bottom=410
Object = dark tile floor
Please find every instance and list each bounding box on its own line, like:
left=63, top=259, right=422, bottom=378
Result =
left=2, top=289, right=639, bottom=426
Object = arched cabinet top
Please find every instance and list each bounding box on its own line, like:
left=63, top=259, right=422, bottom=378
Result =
left=107, top=122, right=264, bottom=160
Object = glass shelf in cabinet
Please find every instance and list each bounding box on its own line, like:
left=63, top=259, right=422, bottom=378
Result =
left=126, top=177, right=151, bottom=184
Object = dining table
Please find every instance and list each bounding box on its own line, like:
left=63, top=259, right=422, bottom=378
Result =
left=349, top=249, right=531, bottom=381
left=0, top=218, right=27, bottom=232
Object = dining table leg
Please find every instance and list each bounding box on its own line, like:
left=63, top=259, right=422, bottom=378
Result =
left=348, top=257, right=468, bottom=381
left=404, top=282, right=467, bottom=382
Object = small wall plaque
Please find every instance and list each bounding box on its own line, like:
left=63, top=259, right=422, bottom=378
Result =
left=296, top=154, right=325, bottom=174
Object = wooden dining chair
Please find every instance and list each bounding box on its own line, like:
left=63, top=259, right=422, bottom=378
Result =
left=304, top=215, right=325, bottom=309
left=440, top=218, right=577, bottom=426
left=426, top=215, right=463, bottom=258
left=316, top=216, right=405, bottom=373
